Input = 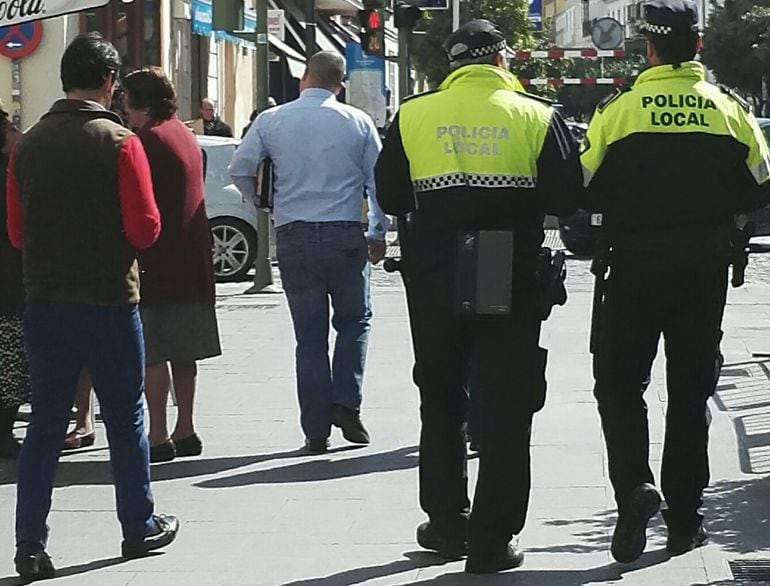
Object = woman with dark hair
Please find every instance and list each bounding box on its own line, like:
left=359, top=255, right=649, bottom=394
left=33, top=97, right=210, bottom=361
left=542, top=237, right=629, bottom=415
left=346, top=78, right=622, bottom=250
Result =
left=0, top=103, right=28, bottom=459
left=122, top=67, right=221, bottom=463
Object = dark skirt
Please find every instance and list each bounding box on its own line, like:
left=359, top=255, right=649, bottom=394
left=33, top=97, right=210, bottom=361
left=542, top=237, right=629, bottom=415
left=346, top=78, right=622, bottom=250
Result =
left=141, top=302, right=222, bottom=366
left=0, top=312, right=31, bottom=408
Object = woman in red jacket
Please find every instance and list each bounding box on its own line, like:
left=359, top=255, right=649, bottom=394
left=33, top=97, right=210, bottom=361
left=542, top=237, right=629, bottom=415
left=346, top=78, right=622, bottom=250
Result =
left=0, top=103, right=27, bottom=459
left=123, top=68, right=221, bottom=463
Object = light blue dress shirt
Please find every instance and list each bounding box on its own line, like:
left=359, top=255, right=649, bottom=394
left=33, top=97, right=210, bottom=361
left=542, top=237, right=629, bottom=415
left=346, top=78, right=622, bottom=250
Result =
left=228, top=88, right=390, bottom=240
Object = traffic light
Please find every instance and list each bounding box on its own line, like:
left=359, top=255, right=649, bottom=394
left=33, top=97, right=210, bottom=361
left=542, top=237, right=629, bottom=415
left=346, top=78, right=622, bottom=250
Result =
left=358, top=8, right=386, bottom=56
left=394, top=4, right=422, bottom=28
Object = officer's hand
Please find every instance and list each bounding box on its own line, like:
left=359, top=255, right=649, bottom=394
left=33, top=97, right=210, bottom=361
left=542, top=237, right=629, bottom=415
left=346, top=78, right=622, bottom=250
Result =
left=368, top=239, right=387, bottom=265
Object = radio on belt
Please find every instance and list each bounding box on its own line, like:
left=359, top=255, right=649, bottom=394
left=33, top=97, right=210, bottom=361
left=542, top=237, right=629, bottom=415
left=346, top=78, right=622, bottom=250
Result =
left=455, top=230, right=514, bottom=315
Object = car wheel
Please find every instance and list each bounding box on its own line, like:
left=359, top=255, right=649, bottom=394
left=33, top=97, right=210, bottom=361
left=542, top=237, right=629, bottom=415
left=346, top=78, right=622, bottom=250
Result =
left=210, top=217, right=257, bottom=282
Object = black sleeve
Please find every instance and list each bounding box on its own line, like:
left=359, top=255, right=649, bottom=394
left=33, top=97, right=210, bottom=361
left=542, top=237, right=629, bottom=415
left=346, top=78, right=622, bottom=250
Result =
left=535, top=111, right=582, bottom=218
left=732, top=163, right=770, bottom=214
left=375, top=112, right=416, bottom=216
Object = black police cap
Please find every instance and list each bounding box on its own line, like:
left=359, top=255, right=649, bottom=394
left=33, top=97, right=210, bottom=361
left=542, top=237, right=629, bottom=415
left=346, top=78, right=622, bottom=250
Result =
left=444, top=19, right=507, bottom=62
left=642, top=0, right=699, bottom=36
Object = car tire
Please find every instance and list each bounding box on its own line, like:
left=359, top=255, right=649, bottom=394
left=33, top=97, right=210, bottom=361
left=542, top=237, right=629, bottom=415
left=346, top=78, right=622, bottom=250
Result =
left=209, top=217, right=257, bottom=282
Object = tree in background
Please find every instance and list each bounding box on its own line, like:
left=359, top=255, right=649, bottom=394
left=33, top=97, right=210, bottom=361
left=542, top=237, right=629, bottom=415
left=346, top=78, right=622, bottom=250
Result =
left=409, top=7, right=645, bottom=120
left=411, top=0, right=533, bottom=86
left=702, top=0, right=770, bottom=113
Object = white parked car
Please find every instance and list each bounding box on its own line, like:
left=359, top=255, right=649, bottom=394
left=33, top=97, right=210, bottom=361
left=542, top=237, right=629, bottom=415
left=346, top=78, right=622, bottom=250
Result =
left=199, top=135, right=258, bottom=282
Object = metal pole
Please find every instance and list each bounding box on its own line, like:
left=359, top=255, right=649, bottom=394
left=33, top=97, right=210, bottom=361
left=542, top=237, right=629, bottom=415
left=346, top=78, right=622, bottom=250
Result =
left=452, top=0, right=460, bottom=31
left=398, top=20, right=411, bottom=104
left=246, top=0, right=280, bottom=294
left=305, top=0, right=317, bottom=58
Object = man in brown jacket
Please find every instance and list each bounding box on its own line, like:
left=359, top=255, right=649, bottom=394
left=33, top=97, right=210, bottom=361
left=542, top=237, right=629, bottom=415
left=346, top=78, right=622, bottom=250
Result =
left=6, top=33, right=179, bottom=580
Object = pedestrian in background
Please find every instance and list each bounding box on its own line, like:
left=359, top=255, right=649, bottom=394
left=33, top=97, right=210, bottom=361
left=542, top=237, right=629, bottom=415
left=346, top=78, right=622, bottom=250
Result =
left=6, top=33, right=178, bottom=580
left=375, top=20, right=581, bottom=573
left=230, top=51, right=390, bottom=454
left=122, top=67, right=221, bottom=464
left=0, top=101, right=27, bottom=460
left=200, top=98, right=233, bottom=137
left=582, top=0, right=770, bottom=564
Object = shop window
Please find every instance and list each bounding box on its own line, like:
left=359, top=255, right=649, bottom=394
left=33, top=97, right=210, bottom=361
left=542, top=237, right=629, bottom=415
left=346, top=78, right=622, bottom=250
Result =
left=81, top=0, right=161, bottom=70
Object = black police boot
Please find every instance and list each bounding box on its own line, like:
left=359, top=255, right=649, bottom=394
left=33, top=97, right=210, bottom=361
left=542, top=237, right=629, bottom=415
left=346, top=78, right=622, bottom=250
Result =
left=465, top=542, right=525, bottom=574
left=416, top=520, right=467, bottom=559
left=14, top=545, right=55, bottom=581
left=666, top=523, right=709, bottom=556
left=610, top=483, right=661, bottom=563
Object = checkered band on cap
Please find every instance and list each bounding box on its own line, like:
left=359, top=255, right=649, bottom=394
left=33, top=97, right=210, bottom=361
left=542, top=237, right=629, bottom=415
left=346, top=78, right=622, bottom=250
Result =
left=413, top=172, right=537, bottom=192
left=641, top=22, right=673, bottom=35
left=467, top=40, right=507, bottom=58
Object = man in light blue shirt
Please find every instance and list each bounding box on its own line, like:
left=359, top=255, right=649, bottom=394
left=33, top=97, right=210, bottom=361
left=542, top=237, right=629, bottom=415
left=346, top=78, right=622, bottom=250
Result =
left=229, top=51, right=390, bottom=454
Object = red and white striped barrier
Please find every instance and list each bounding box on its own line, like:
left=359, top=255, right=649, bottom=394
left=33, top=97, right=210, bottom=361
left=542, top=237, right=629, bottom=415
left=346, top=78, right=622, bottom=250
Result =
left=513, top=49, right=626, bottom=59
left=519, top=77, right=627, bottom=86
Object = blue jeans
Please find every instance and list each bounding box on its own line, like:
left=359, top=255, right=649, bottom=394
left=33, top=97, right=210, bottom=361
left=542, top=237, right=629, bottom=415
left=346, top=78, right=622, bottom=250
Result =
left=276, top=222, right=372, bottom=440
left=16, top=304, right=155, bottom=549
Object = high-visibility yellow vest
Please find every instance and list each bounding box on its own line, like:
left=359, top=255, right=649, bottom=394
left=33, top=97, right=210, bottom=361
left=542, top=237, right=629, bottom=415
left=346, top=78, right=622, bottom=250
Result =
left=398, top=65, right=555, bottom=193
left=581, top=61, right=770, bottom=188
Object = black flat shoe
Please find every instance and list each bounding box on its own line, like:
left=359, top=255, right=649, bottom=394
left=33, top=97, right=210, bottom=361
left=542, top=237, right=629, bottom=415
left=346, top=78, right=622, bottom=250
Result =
left=611, top=483, right=661, bottom=563
left=666, top=523, right=709, bottom=556
left=466, top=544, right=524, bottom=574
left=303, top=438, right=330, bottom=454
left=14, top=547, right=55, bottom=581
left=150, top=440, right=176, bottom=464
left=122, top=513, right=179, bottom=558
left=173, top=434, right=203, bottom=457
left=416, top=521, right=467, bottom=559
left=330, top=404, right=370, bottom=445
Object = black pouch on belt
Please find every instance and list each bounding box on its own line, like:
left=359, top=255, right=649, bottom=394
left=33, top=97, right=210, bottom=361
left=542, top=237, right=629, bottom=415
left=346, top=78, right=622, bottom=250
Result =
left=454, top=230, right=514, bottom=316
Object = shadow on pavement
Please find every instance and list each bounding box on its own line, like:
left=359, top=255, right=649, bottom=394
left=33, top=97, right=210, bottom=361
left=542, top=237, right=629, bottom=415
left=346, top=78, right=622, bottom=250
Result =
left=279, top=551, right=453, bottom=586
left=0, top=448, right=314, bottom=487
left=407, top=549, right=668, bottom=585
left=703, top=476, right=770, bottom=555
left=0, top=555, right=132, bottom=586
left=196, top=446, right=419, bottom=488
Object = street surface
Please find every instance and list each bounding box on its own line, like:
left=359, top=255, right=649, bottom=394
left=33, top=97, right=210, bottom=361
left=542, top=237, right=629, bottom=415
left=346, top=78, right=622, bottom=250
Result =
left=1, top=234, right=770, bottom=585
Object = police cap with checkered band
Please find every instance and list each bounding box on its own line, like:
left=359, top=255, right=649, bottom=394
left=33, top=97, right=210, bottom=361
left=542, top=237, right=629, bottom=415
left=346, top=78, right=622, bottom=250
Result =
left=444, top=19, right=507, bottom=63
left=641, top=0, right=699, bottom=37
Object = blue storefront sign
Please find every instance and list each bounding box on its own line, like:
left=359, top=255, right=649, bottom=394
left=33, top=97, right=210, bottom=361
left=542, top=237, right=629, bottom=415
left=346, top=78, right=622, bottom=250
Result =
left=192, top=0, right=256, bottom=46
left=528, top=0, right=542, bottom=30
left=345, top=42, right=387, bottom=128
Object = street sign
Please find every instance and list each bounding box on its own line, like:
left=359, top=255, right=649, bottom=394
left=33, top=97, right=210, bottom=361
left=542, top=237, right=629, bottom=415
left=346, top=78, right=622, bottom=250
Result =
left=528, top=0, right=542, bottom=30
left=345, top=42, right=387, bottom=128
left=0, top=21, right=43, bottom=59
left=0, top=0, right=110, bottom=28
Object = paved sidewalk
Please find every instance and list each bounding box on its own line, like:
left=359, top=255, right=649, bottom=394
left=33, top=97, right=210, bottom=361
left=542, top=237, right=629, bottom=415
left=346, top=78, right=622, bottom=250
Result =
left=1, top=252, right=770, bottom=585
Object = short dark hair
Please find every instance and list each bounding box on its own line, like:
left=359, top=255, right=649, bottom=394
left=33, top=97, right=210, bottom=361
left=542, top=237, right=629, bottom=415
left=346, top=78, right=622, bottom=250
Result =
left=305, top=51, right=345, bottom=89
left=647, top=31, right=699, bottom=65
left=61, top=33, right=121, bottom=93
left=122, top=67, right=178, bottom=120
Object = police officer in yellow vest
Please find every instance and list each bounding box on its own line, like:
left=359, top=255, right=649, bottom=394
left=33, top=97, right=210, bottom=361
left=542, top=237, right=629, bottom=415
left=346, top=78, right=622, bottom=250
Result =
left=581, top=0, right=770, bottom=564
left=375, top=20, right=581, bottom=574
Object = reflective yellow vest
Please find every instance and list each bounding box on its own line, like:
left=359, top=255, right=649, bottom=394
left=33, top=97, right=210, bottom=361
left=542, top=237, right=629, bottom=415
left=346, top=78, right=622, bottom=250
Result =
left=581, top=62, right=770, bottom=188
left=398, top=65, right=555, bottom=193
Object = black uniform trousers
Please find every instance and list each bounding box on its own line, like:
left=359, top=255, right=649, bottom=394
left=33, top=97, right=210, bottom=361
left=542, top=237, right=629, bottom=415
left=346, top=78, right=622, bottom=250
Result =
left=406, top=261, right=547, bottom=552
left=593, top=254, right=727, bottom=533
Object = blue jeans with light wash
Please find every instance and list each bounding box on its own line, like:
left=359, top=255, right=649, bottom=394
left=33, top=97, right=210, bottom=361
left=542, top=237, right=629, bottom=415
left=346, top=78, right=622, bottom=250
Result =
left=276, top=221, right=372, bottom=441
left=16, top=303, right=155, bottom=551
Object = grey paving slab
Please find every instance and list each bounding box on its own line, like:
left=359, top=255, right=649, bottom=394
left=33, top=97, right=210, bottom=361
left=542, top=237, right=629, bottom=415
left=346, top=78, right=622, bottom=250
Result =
left=2, top=257, right=770, bottom=585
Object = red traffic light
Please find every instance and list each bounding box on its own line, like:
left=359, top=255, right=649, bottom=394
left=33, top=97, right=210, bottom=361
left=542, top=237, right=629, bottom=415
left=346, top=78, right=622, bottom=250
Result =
left=367, top=10, right=381, bottom=29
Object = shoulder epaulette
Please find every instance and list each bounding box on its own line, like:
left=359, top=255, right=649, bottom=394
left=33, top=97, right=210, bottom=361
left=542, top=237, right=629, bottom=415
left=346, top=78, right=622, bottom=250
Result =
left=718, top=85, right=751, bottom=113
left=514, top=91, right=554, bottom=106
left=401, top=90, right=439, bottom=104
left=596, top=85, right=632, bottom=113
